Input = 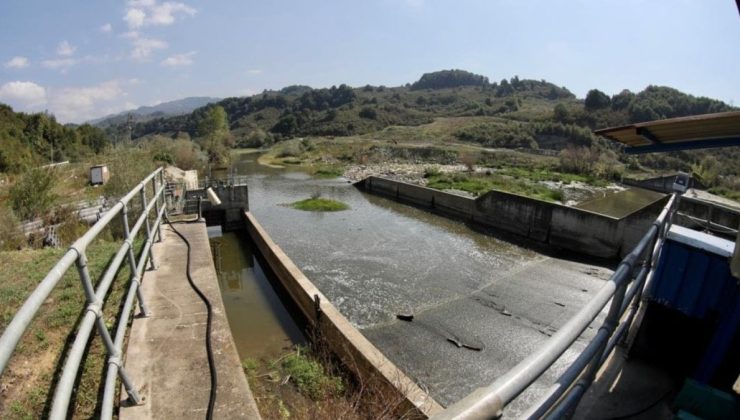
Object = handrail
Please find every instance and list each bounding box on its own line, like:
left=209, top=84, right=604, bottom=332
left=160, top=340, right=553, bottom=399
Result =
left=0, top=167, right=167, bottom=419
left=432, top=194, right=678, bottom=420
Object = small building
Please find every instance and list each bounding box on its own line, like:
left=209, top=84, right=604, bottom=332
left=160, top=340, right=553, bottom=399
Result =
left=89, top=165, right=110, bottom=185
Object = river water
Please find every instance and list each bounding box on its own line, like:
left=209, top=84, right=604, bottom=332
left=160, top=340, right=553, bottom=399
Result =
left=213, top=152, right=616, bottom=412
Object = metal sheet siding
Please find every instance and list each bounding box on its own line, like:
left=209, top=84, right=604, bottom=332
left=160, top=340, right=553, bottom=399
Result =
left=650, top=238, right=740, bottom=384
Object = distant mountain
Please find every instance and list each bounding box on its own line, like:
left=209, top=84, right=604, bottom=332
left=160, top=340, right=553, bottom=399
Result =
left=91, top=96, right=221, bottom=127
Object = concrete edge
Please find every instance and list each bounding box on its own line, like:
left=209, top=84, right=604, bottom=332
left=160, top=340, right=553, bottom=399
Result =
left=243, top=211, right=445, bottom=418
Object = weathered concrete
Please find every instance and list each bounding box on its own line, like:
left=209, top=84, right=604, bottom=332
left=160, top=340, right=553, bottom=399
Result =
left=185, top=184, right=249, bottom=232
left=120, top=222, right=261, bottom=419
left=357, top=176, right=669, bottom=259
left=244, top=211, right=444, bottom=418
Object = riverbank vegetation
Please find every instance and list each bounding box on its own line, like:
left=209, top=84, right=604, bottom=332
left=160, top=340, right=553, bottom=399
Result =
left=290, top=197, right=349, bottom=212
left=243, top=341, right=422, bottom=419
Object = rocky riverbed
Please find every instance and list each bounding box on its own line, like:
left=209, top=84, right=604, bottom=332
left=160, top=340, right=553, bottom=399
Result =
left=344, top=163, right=625, bottom=205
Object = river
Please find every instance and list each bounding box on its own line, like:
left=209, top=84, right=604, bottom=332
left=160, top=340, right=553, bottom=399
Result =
left=213, top=152, right=615, bottom=413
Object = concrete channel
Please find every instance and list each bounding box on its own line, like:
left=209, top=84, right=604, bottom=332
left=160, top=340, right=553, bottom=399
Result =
left=120, top=222, right=261, bottom=419
left=161, top=153, right=675, bottom=417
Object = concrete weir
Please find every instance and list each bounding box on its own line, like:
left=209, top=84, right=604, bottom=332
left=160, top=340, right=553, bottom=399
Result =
left=244, top=211, right=445, bottom=417
left=356, top=176, right=669, bottom=259
left=120, top=222, right=261, bottom=419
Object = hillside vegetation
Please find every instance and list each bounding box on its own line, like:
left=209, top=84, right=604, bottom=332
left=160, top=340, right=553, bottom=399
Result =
left=1, top=70, right=738, bottom=197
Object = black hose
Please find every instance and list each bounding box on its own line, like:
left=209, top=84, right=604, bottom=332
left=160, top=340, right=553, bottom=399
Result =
left=165, top=216, right=217, bottom=420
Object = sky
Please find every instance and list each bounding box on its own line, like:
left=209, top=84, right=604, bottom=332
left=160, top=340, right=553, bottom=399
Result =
left=0, top=0, right=738, bottom=123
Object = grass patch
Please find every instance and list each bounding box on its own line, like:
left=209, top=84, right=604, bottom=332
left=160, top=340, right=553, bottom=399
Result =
left=312, top=165, right=344, bottom=178
left=708, top=186, right=740, bottom=203
left=290, top=198, right=349, bottom=212
left=282, top=347, right=345, bottom=400
left=0, top=238, right=145, bottom=418
left=427, top=172, right=564, bottom=202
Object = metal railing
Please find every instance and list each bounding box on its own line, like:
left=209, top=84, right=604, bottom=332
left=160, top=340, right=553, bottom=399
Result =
left=432, top=194, right=679, bottom=420
left=0, top=167, right=167, bottom=420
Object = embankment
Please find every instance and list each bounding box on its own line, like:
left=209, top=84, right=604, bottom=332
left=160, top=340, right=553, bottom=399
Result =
left=356, top=176, right=670, bottom=259
left=243, top=211, right=444, bottom=418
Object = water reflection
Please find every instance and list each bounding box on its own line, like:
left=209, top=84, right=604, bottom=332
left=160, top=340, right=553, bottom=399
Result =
left=211, top=231, right=305, bottom=361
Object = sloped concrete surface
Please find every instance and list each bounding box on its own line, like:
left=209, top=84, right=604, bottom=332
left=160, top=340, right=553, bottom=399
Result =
left=120, top=222, right=260, bottom=419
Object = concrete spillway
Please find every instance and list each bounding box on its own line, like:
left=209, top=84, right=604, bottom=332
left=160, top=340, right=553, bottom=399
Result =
left=229, top=154, right=620, bottom=415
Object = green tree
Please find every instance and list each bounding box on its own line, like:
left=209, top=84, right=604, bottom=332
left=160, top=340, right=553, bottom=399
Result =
left=197, top=105, right=232, bottom=165
left=553, top=103, right=570, bottom=122
left=584, top=89, right=611, bottom=110
left=9, top=167, right=58, bottom=220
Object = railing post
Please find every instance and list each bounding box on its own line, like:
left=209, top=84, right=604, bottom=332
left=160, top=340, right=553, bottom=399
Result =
left=152, top=177, right=162, bottom=243
left=140, top=188, right=157, bottom=271
left=73, top=248, right=142, bottom=406
left=555, top=279, right=628, bottom=419
left=121, top=204, right=150, bottom=317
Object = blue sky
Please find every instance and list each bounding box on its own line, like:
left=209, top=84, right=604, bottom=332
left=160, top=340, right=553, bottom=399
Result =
left=0, top=0, right=738, bottom=123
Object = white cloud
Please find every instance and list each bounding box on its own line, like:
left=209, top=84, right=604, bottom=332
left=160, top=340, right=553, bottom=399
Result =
left=57, top=40, right=76, bottom=56
left=247, top=69, right=262, bottom=75
left=42, top=58, right=77, bottom=71
left=49, top=80, right=124, bottom=122
left=161, top=51, right=196, bottom=67
left=149, top=2, right=196, bottom=26
left=100, top=23, right=113, bottom=33
left=124, top=8, right=146, bottom=29
left=0, top=81, right=47, bottom=108
left=124, top=1, right=195, bottom=29
left=129, top=0, right=156, bottom=7
left=131, top=37, right=168, bottom=59
left=4, top=56, right=29, bottom=69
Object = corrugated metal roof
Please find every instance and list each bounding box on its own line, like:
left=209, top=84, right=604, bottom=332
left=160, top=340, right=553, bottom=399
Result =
left=595, top=111, right=740, bottom=154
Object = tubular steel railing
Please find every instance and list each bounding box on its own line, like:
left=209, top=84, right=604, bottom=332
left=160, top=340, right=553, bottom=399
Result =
left=433, top=194, right=679, bottom=420
left=0, top=167, right=167, bottom=420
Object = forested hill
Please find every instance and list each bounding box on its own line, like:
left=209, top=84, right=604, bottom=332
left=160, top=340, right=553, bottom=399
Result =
left=0, top=104, right=107, bottom=173
left=0, top=69, right=736, bottom=178
left=90, top=96, right=221, bottom=128
left=119, top=70, right=733, bottom=148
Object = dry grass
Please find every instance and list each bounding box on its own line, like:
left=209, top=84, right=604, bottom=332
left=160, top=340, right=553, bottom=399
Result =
left=0, top=238, right=144, bottom=419
left=244, top=328, right=426, bottom=420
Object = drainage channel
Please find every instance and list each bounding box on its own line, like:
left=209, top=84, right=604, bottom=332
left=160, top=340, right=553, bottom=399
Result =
left=208, top=226, right=306, bottom=361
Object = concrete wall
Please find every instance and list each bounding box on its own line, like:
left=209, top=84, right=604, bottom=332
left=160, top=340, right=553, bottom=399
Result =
left=679, top=196, right=740, bottom=234
left=243, top=211, right=444, bottom=418
left=623, top=174, right=705, bottom=193
left=358, top=177, right=670, bottom=259
left=184, top=185, right=249, bottom=232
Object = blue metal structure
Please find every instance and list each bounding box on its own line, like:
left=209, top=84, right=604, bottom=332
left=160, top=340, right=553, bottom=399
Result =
left=649, top=226, right=739, bottom=385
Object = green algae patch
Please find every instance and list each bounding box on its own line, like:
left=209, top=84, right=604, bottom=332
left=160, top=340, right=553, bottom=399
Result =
left=290, top=198, right=349, bottom=212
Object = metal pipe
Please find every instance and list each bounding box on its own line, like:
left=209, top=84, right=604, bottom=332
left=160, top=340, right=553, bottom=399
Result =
left=0, top=251, right=77, bottom=374
left=140, top=188, right=156, bottom=271
left=433, top=225, right=658, bottom=420
left=152, top=177, right=162, bottom=242
left=101, top=205, right=164, bottom=420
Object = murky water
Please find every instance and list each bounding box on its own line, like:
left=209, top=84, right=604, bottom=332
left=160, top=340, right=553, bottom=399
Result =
left=214, top=153, right=627, bottom=410
left=232, top=154, right=535, bottom=329
left=209, top=229, right=305, bottom=361
left=576, top=187, right=664, bottom=218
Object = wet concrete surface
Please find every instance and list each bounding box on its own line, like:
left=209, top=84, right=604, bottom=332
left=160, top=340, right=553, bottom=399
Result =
left=232, top=154, right=616, bottom=413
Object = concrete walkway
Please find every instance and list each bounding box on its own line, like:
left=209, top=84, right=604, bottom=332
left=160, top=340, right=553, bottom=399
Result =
left=120, top=222, right=261, bottom=419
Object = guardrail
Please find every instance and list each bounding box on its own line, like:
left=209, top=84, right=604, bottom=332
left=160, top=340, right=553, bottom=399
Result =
left=0, top=167, right=167, bottom=420
left=432, top=194, right=678, bottom=419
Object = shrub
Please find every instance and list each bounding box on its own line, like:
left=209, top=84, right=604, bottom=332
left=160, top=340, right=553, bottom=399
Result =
left=282, top=349, right=344, bottom=400
left=9, top=167, right=58, bottom=221
left=0, top=206, right=25, bottom=250
left=103, top=148, right=157, bottom=199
